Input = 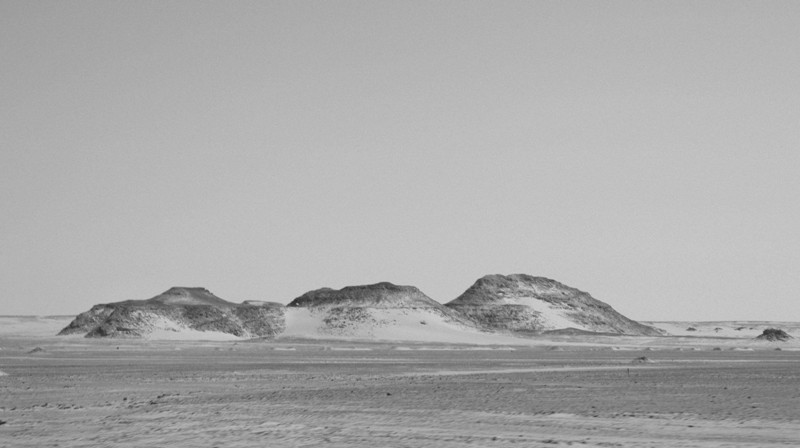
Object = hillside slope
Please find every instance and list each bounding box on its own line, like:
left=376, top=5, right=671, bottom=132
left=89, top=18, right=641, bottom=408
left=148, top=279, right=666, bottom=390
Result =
left=446, top=274, right=663, bottom=336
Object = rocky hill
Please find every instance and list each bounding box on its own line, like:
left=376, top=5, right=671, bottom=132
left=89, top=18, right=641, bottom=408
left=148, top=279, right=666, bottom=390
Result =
left=445, top=274, right=663, bottom=336
left=59, top=287, right=285, bottom=338
left=755, top=328, right=793, bottom=342
left=283, top=282, right=481, bottom=341
left=58, top=277, right=664, bottom=341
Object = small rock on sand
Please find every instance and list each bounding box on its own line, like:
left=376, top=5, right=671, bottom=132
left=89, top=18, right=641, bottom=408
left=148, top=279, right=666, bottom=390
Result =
left=756, top=328, right=792, bottom=342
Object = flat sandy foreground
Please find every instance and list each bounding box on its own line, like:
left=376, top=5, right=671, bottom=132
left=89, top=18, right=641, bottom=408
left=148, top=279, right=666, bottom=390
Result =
left=2, top=318, right=800, bottom=447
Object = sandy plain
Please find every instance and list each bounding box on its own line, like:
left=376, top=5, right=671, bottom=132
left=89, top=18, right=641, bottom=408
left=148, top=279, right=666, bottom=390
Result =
left=2, top=318, right=800, bottom=447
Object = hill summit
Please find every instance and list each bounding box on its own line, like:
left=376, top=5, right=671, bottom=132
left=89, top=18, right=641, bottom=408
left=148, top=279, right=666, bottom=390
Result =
left=59, top=287, right=285, bottom=338
left=446, top=274, right=663, bottom=336
left=142, top=287, right=232, bottom=307
left=288, top=282, right=444, bottom=309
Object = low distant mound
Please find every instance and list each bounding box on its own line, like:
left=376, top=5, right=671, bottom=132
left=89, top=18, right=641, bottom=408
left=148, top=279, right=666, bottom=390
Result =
left=59, top=287, right=285, bottom=339
left=756, top=328, right=792, bottom=342
left=445, top=274, right=664, bottom=336
left=631, top=356, right=654, bottom=364
left=283, top=282, right=480, bottom=341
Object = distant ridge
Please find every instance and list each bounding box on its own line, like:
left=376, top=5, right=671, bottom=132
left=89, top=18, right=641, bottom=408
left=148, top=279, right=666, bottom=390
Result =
left=59, top=287, right=285, bottom=338
left=446, top=274, right=663, bottom=336
left=59, top=275, right=664, bottom=340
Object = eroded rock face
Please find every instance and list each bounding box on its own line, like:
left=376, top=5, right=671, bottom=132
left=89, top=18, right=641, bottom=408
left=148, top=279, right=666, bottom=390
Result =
left=445, top=274, right=664, bottom=336
left=59, top=287, right=285, bottom=338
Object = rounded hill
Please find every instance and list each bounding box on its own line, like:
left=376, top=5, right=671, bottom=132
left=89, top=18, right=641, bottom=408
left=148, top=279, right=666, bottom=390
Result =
left=446, top=274, right=663, bottom=336
left=287, top=282, right=445, bottom=309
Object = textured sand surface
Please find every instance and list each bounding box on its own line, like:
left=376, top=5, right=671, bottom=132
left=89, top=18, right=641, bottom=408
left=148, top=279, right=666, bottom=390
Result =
left=2, top=329, right=800, bottom=447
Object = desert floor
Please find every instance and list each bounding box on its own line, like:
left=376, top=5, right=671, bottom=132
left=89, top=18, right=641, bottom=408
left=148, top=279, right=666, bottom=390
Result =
left=2, top=324, right=800, bottom=447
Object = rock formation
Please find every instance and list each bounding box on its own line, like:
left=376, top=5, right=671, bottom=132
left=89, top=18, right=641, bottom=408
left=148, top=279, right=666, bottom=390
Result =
left=288, top=282, right=447, bottom=309
left=59, top=287, right=285, bottom=338
left=284, top=282, right=476, bottom=339
left=59, top=276, right=667, bottom=341
left=445, top=274, right=664, bottom=336
left=755, top=328, right=792, bottom=341
left=631, top=356, right=654, bottom=364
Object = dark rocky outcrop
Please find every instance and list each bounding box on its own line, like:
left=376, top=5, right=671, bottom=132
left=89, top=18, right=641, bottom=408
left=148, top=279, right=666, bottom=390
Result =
left=445, top=274, right=664, bottom=336
left=631, top=356, right=654, bottom=364
left=59, top=287, right=285, bottom=338
left=755, top=328, right=792, bottom=342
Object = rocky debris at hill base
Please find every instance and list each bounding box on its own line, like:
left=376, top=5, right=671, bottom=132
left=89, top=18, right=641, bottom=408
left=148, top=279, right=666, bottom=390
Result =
left=445, top=274, right=664, bottom=336
left=59, top=287, right=285, bottom=339
left=756, top=328, right=792, bottom=342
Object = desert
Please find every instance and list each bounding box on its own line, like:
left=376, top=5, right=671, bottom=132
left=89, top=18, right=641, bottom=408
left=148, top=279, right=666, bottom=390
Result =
left=6, top=2, right=799, bottom=446
left=2, top=308, right=800, bottom=446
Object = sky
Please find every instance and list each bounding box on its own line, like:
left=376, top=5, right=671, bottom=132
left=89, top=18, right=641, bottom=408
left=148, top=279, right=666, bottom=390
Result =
left=2, top=1, right=799, bottom=320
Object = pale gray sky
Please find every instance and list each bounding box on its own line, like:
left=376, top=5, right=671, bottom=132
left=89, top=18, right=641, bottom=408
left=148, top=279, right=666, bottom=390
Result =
left=2, top=1, right=799, bottom=320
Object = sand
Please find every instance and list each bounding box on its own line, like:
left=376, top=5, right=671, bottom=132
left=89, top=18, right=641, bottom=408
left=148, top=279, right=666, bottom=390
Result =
left=3, top=342, right=800, bottom=447
left=3, top=317, right=800, bottom=447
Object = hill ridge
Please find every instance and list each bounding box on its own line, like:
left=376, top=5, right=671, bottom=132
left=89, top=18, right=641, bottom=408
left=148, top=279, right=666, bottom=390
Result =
left=59, top=275, right=663, bottom=340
